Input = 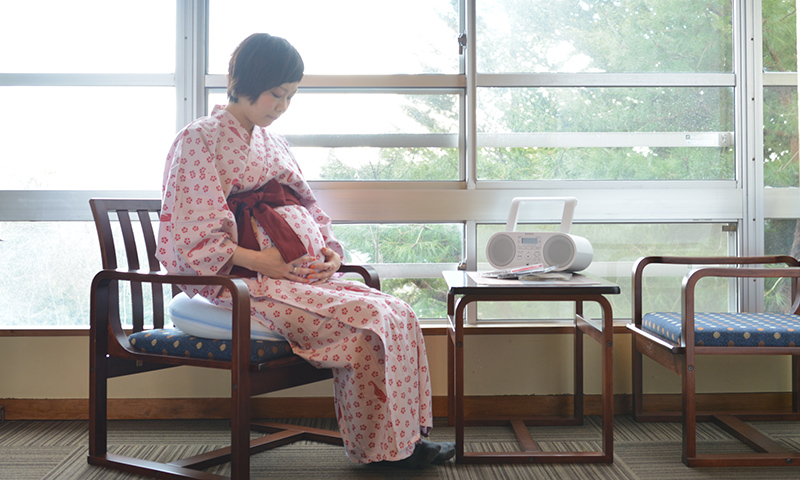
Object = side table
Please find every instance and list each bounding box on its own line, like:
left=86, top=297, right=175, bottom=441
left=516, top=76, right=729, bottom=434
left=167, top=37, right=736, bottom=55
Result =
left=443, top=270, right=620, bottom=463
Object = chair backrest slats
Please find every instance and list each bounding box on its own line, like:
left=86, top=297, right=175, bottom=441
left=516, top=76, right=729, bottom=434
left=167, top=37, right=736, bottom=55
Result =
left=116, top=209, right=145, bottom=331
left=137, top=208, right=167, bottom=328
left=151, top=283, right=166, bottom=329
left=130, top=281, right=145, bottom=332
left=138, top=209, right=162, bottom=272
left=116, top=210, right=141, bottom=271
left=92, top=202, right=118, bottom=270
left=90, top=198, right=167, bottom=333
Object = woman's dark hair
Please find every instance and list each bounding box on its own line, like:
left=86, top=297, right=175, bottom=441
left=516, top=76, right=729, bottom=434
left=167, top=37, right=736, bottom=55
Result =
left=227, top=33, right=304, bottom=104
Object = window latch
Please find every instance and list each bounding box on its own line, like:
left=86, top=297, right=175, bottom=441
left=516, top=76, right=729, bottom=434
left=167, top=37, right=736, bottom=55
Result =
left=458, top=33, right=467, bottom=54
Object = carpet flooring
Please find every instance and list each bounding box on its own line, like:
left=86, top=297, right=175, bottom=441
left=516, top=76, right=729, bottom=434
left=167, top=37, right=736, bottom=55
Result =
left=2, top=416, right=800, bottom=479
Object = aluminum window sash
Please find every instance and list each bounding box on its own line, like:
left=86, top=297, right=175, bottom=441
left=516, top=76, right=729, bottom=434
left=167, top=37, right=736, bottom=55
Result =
left=0, top=73, right=174, bottom=87
left=203, top=74, right=466, bottom=89
left=176, top=0, right=206, bottom=130
left=286, top=132, right=734, bottom=149
left=311, top=187, right=744, bottom=223
left=204, top=73, right=737, bottom=89
left=763, top=72, right=796, bottom=86
left=0, top=185, right=744, bottom=223
left=737, top=0, right=764, bottom=310
left=287, top=134, right=458, bottom=149
left=477, top=72, right=736, bottom=88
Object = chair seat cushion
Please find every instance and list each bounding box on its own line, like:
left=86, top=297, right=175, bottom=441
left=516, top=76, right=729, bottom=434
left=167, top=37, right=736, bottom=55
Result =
left=168, top=292, right=284, bottom=341
left=643, top=312, right=800, bottom=347
left=129, top=328, right=294, bottom=363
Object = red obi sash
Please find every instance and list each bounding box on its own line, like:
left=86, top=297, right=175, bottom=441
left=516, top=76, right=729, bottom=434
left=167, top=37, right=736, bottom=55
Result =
left=226, top=179, right=308, bottom=278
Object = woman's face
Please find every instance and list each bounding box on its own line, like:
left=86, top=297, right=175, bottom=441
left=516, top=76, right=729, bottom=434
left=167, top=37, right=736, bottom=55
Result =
left=235, top=81, right=300, bottom=132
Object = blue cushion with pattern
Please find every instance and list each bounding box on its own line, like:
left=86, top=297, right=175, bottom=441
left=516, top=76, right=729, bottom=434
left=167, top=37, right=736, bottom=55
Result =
left=643, top=312, right=800, bottom=347
left=128, top=328, right=294, bottom=363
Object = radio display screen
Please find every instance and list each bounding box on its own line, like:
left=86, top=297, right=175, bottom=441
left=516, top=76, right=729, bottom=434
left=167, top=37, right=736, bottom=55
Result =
left=521, top=237, right=539, bottom=244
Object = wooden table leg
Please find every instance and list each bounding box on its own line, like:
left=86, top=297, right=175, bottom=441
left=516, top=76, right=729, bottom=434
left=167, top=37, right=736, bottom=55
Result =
left=448, top=292, right=615, bottom=464
left=454, top=296, right=467, bottom=463
left=574, top=301, right=584, bottom=423
left=599, top=295, right=614, bottom=461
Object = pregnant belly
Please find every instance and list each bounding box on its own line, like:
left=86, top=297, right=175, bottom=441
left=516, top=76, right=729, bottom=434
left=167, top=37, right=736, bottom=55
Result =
left=272, top=204, right=326, bottom=265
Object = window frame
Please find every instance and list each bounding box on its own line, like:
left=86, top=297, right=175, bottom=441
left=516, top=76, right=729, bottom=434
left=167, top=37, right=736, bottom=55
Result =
left=1, top=0, right=790, bottom=330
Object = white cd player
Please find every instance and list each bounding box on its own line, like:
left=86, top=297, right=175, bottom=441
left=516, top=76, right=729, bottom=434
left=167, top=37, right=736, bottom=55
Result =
left=486, top=197, right=593, bottom=272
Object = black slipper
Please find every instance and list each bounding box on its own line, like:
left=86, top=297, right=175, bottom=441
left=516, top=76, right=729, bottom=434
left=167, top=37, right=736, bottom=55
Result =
left=423, top=440, right=456, bottom=464
left=371, top=441, right=441, bottom=469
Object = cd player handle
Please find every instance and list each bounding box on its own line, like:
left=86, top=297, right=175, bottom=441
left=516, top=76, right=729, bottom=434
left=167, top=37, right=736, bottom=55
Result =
left=504, top=197, right=577, bottom=233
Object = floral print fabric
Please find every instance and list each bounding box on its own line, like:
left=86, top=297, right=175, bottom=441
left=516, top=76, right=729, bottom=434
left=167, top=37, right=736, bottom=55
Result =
left=156, top=106, right=433, bottom=463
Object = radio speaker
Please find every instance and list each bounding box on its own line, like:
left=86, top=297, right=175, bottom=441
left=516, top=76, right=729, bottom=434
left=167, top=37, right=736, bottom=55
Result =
left=544, top=235, right=574, bottom=267
left=488, top=234, right=516, bottom=267
left=485, top=197, right=594, bottom=272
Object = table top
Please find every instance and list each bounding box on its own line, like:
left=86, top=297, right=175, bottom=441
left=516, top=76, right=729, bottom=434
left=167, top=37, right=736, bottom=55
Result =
left=443, top=270, right=621, bottom=296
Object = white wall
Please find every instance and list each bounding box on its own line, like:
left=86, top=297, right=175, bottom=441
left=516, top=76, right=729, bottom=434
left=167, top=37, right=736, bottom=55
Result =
left=0, top=334, right=791, bottom=402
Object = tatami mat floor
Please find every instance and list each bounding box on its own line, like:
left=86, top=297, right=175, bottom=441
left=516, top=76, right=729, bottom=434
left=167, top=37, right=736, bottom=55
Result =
left=2, top=416, right=800, bottom=479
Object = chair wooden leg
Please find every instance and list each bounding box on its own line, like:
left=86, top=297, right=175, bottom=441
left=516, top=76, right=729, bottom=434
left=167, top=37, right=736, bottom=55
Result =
left=632, top=340, right=644, bottom=420
left=231, top=371, right=252, bottom=479
left=250, top=421, right=344, bottom=446
left=681, top=353, right=697, bottom=466
left=88, top=357, right=108, bottom=460
left=447, top=332, right=455, bottom=426
left=88, top=283, right=109, bottom=461
left=573, top=318, right=584, bottom=422
left=793, top=355, right=800, bottom=413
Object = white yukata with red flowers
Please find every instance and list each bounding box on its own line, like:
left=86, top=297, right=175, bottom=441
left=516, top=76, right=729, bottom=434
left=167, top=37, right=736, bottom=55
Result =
left=156, top=105, right=433, bottom=464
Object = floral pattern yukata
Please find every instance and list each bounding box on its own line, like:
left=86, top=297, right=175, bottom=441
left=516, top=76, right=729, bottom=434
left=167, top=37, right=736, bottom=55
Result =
left=156, top=106, right=433, bottom=463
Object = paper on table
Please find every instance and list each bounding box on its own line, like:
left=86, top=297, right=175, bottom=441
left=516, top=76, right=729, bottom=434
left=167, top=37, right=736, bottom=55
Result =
left=520, top=272, right=573, bottom=281
left=468, top=271, right=600, bottom=286
left=481, top=264, right=555, bottom=279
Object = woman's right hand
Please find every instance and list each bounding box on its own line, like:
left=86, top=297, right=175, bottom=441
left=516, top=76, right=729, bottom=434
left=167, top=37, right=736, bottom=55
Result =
left=231, top=246, right=316, bottom=281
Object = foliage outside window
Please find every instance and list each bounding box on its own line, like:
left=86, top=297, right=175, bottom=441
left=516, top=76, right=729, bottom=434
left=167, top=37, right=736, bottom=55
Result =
left=476, top=223, right=731, bottom=321
left=762, top=1, right=799, bottom=315
left=1, top=1, right=799, bottom=327
left=477, top=1, right=733, bottom=73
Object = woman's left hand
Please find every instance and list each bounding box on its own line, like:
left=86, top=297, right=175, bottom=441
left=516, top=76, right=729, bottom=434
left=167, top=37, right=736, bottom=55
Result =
left=307, top=246, right=342, bottom=283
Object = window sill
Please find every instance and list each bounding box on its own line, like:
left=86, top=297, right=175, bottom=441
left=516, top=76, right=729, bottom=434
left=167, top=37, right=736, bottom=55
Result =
left=0, top=319, right=632, bottom=337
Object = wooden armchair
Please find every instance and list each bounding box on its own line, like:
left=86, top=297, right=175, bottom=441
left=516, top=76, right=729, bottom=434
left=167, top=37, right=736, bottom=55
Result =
left=87, top=198, right=380, bottom=480
left=627, top=255, right=800, bottom=467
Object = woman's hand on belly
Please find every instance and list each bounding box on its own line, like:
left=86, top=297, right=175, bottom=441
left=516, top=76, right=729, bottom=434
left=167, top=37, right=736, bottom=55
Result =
left=306, top=246, right=342, bottom=284
left=232, top=245, right=317, bottom=281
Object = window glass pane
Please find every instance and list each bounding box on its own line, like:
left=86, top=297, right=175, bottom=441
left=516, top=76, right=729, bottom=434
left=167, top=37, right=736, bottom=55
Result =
left=0, top=222, right=99, bottom=327
left=764, top=86, right=798, bottom=188
left=1, top=220, right=174, bottom=328
left=478, top=0, right=732, bottom=73
left=269, top=93, right=459, bottom=136
left=0, top=87, right=175, bottom=190
left=479, top=87, right=733, bottom=134
left=764, top=219, right=800, bottom=313
left=332, top=223, right=463, bottom=319
left=0, top=1, right=175, bottom=73
left=207, top=0, right=458, bottom=75
left=208, top=91, right=460, bottom=181
left=0, top=219, right=462, bottom=327
left=477, top=87, right=734, bottom=181
left=292, top=147, right=459, bottom=181
left=476, top=222, right=731, bottom=321
left=762, top=0, right=797, bottom=72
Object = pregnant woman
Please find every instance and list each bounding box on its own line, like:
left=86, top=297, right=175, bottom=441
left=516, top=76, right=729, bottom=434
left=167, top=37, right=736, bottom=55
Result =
left=156, top=33, right=453, bottom=468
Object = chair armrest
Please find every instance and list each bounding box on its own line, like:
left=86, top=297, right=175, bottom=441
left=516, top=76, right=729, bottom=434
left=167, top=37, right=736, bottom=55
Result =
left=683, top=266, right=800, bottom=317
left=632, top=255, right=800, bottom=326
left=92, top=266, right=381, bottom=362
left=90, top=269, right=252, bottom=363
left=339, top=264, right=381, bottom=291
